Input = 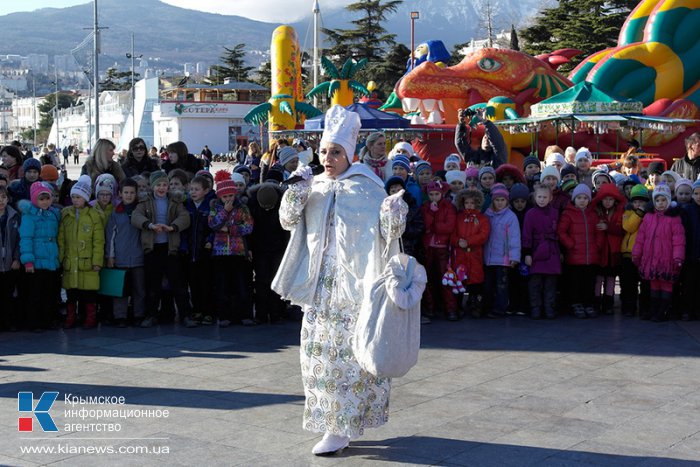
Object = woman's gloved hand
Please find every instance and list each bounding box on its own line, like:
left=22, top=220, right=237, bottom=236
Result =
left=289, top=166, right=314, bottom=188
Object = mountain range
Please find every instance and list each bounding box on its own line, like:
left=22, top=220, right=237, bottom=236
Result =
left=0, top=0, right=547, bottom=70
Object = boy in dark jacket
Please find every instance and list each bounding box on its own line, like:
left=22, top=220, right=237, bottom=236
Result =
left=247, top=181, right=289, bottom=323
left=8, top=158, right=41, bottom=208
left=385, top=176, right=425, bottom=261
left=509, top=183, right=531, bottom=316
left=106, top=179, right=146, bottom=327
left=680, top=179, right=700, bottom=320
left=0, top=186, right=21, bottom=330
left=181, top=175, right=216, bottom=324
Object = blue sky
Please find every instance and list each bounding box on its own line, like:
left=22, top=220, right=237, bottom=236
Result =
left=4, top=0, right=346, bottom=22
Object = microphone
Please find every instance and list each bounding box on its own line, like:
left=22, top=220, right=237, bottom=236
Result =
left=282, top=164, right=325, bottom=185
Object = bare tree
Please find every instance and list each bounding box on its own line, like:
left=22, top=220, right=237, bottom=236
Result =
left=479, top=0, right=497, bottom=47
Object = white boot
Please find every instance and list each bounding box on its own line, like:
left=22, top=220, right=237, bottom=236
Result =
left=311, top=432, right=350, bottom=455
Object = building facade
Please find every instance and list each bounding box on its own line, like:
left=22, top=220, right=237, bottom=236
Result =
left=152, top=82, right=269, bottom=154
left=13, top=78, right=269, bottom=153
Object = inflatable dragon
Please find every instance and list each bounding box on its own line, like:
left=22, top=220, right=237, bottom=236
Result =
left=396, top=47, right=578, bottom=125
left=394, top=0, right=699, bottom=158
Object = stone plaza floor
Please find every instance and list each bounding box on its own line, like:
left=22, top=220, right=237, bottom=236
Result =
left=1, top=314, right=699, bottom=466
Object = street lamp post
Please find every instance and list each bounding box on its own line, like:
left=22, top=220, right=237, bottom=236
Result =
left=126, top=33, right=142, bottom=139
left=410, top=11, right=419, bottom=71
left=87, top=84, right=92, bottom=149
left=54, top=67, right=60, bottom=149
left=93, top=0, right=100, bottom=140
left=32, top=75, right=36, bottom=146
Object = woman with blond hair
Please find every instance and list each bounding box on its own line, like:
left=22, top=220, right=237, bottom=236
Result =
left=81, top=139, right=125, bottom=185
left=359, top=132, right=392, bottom=181
left=245, top=141, right=262, bottom=184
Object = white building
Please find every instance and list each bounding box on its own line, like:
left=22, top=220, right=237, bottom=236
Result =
left=118, top=77, right=160, bottom=151
left=458, top=30, right=513, bottom=55
left=54, top=54, right=79, bottom=73
left=48, top=90, right=132, bottom=150
left=0, top=105, right=14, bottom=144
left=31, top=77, right=268, bottom=153
left=153, top=82, right=269, bottom=154
left=11, top=97, right=43, bottom=138
left=195, top=62, right=208, bottom=76
left=0, top=75, right=28, bottom=93
left=24, top=54, right=49, bottom=73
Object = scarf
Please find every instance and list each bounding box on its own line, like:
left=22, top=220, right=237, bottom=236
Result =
left=119, top=201, right=137, bottom=218
left=366, top=157, right=388, bottom=179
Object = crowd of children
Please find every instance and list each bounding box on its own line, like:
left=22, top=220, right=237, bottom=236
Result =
left=0, top=138, right=290, bottom=331
left=2, top=132, right=700, bottom=331
left=387, top=133, right=700, bottom=324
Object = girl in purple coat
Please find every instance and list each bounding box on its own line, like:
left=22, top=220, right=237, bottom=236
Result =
left=522, top=186, right=562, bottom=319
left=483, top=183, right=521, bottom=317
left=632, top=183, right=685, bottom=322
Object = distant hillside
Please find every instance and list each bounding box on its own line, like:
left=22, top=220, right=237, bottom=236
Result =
left=0, top=0, right=278, bottom=68
left=0, top=0, right=547, bottom=70
left=300, top=0, right=548, bottom=53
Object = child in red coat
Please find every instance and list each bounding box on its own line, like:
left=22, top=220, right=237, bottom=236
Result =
left=591, top=183, right=625, bottom=314
left=632, top=183, right=685, bottom=322
left=421, top=180, right=457, bottom=319
left=558, top=184, right=602, bottom=318
left=451, top=189, right=490, bottom=319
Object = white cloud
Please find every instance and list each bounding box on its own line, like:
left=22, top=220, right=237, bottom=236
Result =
left=161, top=0, right=349, bottom=23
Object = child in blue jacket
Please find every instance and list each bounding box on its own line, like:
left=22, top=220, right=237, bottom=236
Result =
left=19, top=181, right=61, bottom=331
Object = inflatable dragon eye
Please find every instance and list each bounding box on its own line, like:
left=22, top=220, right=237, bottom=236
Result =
left=477, top=57, right=502, bottom=72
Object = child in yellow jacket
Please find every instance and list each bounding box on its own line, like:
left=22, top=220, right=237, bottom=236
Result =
left=620, top=185, right=650, bottom=318
left=58, top=175, right=105, bottom=329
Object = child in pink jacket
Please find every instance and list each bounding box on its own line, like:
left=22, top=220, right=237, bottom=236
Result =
left=632, top=183, right=685, bottom=322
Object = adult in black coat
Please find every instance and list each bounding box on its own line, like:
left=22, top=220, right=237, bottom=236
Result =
left=670, top=133, right=700, bottom=181
left=161, top=141, right=204, bottom=177
left=454, top=108, right=507, bottom=169
left=681, top=197, right=700, bottom=320
left=121, top=138, right=160, bottom=177
left=246, top=181, right=290, bottom=323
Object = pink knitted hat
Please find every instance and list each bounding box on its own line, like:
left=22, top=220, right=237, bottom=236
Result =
left=30, top=181, right=53, bottom=206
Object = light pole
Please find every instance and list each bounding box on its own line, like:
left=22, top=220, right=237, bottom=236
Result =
left=126, top=33, right=142, bottom=139
left=410, top=11, right=419, bottom=70
left=53, top=67, right=60, bottom=150
left=32, top=75, right=36, bottom=146
left=93, top=0, right=100, bottom=140
left=312, top=0, right=320, bottom=108
left=87, top=82, right=92, bottom=149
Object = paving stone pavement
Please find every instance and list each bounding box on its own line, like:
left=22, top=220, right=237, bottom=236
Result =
left=1, top=314, right=699, bottom=466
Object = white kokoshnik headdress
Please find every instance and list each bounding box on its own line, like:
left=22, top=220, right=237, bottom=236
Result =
left=320, top=105, right=361, bottom=161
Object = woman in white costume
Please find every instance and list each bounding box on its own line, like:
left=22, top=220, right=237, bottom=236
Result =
left=272, top=105, right=407, bottom=456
